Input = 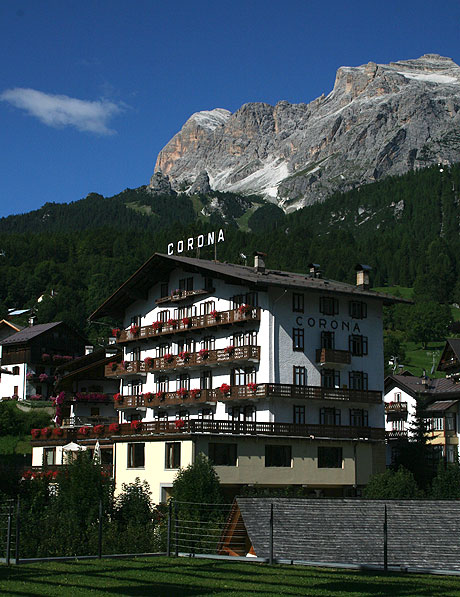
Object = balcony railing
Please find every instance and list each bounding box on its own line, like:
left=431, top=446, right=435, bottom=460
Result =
left=27, top=464, right=113, bottom=477
left=386, top=430, right=408, bottom=440
left=61, top=415, right=119, bottom=427
left=114, top=383, right=382, bottom=410
left=107, top=346, right=260, bottom=377
left=315, top=348, right=351, bottom=365
left=31, top=420, right=384, bottom=442
left=155, top=288, right=214, bottom=305
left=385, top=402, right=408, bottom=413
left=116, top=307, right=260, bottom=343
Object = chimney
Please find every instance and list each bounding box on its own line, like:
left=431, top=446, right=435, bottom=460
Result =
left=355, top=264, right=372, bottom=289
left=85, top=345, right=94, bottom=355
left=253, top=251, right=267, bottom=273
left=308, top=263, right=322, bottom=278
left=28, top=315, right=36, bottom=327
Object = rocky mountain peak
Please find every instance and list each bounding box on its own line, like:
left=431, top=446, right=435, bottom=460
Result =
left=151, top=55, right=460, bottom=210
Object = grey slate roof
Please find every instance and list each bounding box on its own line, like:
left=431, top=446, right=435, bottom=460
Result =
left=90, top=252, right=410, bottom=320
left=425, top=400, right=459, bottom=412
left=385, top=373, right=460, bottom=398
left=0, top=322, right=62, bottom=346
left=233, top=498, right=460, bottom=571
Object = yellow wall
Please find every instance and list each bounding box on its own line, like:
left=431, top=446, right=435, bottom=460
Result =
left=114, top=439, right=194, bottom=503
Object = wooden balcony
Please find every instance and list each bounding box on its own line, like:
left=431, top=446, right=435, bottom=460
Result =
left=315, top=348, right=351, bottom=366
left=155, top=288, right=214, bottom=305
left=385, top=402, right=408, bottom=413
left=31, top=420, right=384, bottom=443
left=114, top=383, right=382, bottom=410
left=143, top=345, right=260, bottom=373
left=61, top=415, right=119, bottom=427
left=116, top=307, right=260, bottom=344
left=386, top=430, right=408, bottom=440
left=105, top=361, right=147, bottom=377
left=27, top=464, right=113, bottom=477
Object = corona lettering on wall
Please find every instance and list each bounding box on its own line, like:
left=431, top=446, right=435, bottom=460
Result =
left=167, top=229, right=225, bottom=256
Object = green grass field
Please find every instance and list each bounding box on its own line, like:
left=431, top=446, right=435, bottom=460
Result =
left=1, top=557, right=460, bottom=596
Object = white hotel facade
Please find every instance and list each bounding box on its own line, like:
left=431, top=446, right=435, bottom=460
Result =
left=32, top=252, right=402, bottom=501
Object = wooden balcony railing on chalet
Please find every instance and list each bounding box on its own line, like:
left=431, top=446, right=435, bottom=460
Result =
left=61, top=415, right=119, bottom=427
left=155, top=288, right=214, bottom=305
left=31, top=420, right=385, bottom=443
left=116, top=307, right=260, bottom=344
left=106, top=346, right=260, bottom=377
left=114, top=383, right=382, bottom=410
left=386, top=430, right=408, bottom=440
left=27, top=464, right=113, bottom=477
left=315, top=348, right=351, bottom=366
left=385, top=402, right=408, bottom=413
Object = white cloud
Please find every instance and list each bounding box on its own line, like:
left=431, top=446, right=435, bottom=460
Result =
left=0, top=88, right=123, bottom=135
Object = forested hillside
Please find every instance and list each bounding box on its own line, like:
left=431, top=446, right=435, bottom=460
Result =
left=0, top=163, right=459, bottom=343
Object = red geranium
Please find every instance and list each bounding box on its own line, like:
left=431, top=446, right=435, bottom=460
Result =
left=109, top=422, right=120, bottom=433
left=152, top=321, right=163, bottom=331
left=164, top=353, right=174, bottom=363
left=224, top=345, right=235, bottom=354
left=210, top=309, right=219, bottom=319
left=94, top=424, right=105, bottom=435
left=178, top=350, right=190, bottom=361
left=130, top=420, right=142, bottom=431
left=114, top=393, right=123, bottom=402
left=182, top=317, right=191, bottom=326
left=79, top=426, right=90, bottom=436
left=130, top=324, right=140, bottom=336
left=190, top=388, right=200, bottom=399
left=220, top=383, right=231, bottom=394
left=31, top=429, right=41, bottom=438
left=41, top=427, right=51, bottom=437
left=167, top=318, right=177, bottom=327
left=199, top=348, right=209, bottom=358
left=144, top=356, right=154, bottom=367
left=112, top=328, right=121, bottom=338
left=52, top=427, right=63, bottom=437
left=238, top=304, right=251, bottom=314
left=177, top=387, right=188, bottom=397
left=247, top=382, right=257, bottom=392
left=175, top=419, right=185, bottom=429
left=156, top=390, right=165, bottom=401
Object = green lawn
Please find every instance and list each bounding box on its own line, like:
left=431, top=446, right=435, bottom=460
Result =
left=373, top=286, right=414, bottom=300
left=402, top=341, right=445, bottom=378
left=1, top=557, right=460, bottom=596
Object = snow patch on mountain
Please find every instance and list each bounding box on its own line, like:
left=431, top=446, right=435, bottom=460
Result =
left=189, top=108, right=231, bottom=129
left=398, top=72, right=459, bottom=84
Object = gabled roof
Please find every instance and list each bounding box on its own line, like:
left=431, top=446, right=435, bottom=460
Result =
left=0, top=321, right=87, bottom=347
left=89, top=253, right=410, bottom=320
left=425, top=400, right=459, bottom=412
left=0, top=367, right=13, bottom=375
left=385, top=374, right=460, bottom=399
left=56, top=349, right=121, bottom=387
left=437, top=338, right=460, bottom=372
left=0, top=320, right=23, bottom=333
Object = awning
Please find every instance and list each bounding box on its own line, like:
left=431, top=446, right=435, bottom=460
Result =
left=62, top=442, right=87, bottom=451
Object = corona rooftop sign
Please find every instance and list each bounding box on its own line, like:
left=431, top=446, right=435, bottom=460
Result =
left=167, top=229, right=225, bottom=256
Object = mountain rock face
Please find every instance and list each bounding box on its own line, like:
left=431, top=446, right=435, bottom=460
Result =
left=152, top=54, right=460, bottom=211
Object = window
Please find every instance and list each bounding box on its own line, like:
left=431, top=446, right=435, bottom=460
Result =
left=446, top=413, right=456, bottom=432
left=349, top=371, right=368, bottom=391
left=245, top=292, right=258, bottom=307
left=129, top=380, right=143, bottom=396
left=157, top=411, right=168, bottom=421
left=293, top=328, right=304, bottom=351
left=158, top=310, right=170, bottom=323
left=349, top=335, right=368, bottom=356
left=320, top=407, right=341, bottom=425
left=176, top=305, right=195, bottom=319
left=43, top=448, right=55, bottom=466
left=209, top=443, right=237, bottom=466
left=176, top=410, right=189, bottom=420
left=244, top=405, right=255, bottom=421
left=156, top=343, right=171, bottom=357
left=200, top=301, right=215, bottom=315
left=392, top=419, right=405, bottom=431
left=318, top=446, right=342, bottom=468
left=201, top=336, right=215, bottom=350
left=293, top=366, right=307, bottom=386
left=394, top=392, right=401, bottom=402
left=293, top=405, right=305, bottom=424
left=176, top=374, right=190, bottom=390
left=265, top=445, right=292, bottom=467
left=157, top=376, right=169, bottom=393
left=292, top=293, right=304, bottom=313
left=12, top=366, right=20, bottom=375
left=200, top=370, right=212, bottom=390
left=179, top=277, right=193, bottom=291
left=445, top=445, right=458, bottom=463
left=349, top=301, right=367, bottom=319
left=204, top=277, right=213, bottom=290
left=229, top=406, right=241, bottom=421
left=320, top=297, right=338, bottom=316
left=131, top=347, right=141, bottom=362
left=165, top=442, right=181, bottom=469
left=231, top=294, right=245, bottom=309
left=349, top=408, right=368, bottom=427
left=177, top=338, right=195, bottom=354
left=233, top=331, right=257, bottom=347
left=160, top=282, right=168, bottom=298
left=127, top=443, right=145, bottom=468
left=321, top=331, right=335, bottom=350
left=14, top=385, right=19, bottom=396
left=199, top=408, right=213, bottom=420
left=321, top=369, right=340, bottom=388
left=230, top=367, right=256, bottom=386
left=131, top=315, right=141, bottom=326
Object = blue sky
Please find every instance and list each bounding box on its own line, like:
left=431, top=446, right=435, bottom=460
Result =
left=1, top=0, right=459, bottom=219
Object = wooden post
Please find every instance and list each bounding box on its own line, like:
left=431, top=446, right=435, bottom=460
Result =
left=383, top=505, right=388, bottom=572
left=269, top=503, right=274, bottom=565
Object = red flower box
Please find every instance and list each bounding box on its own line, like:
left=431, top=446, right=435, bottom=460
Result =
left=109, top=422, right=120, bottom=433
left=94, top=424, right=105, bottom=435
left=182, top=317, right=191, bottom=326
left=224, top=345, right=235, bottom=354
left=131, top=420, right=142, bottom=431
left=220, top=383, right=231, bottom=395
left=210, top=309, right=219, bottom=319
left=112, top=328, right=121, bottom=338
left=175, top=419, right=185, bottom=429
left=190, top=388, right=200, bottom=399
left=177, top=387, right=188, bottom=397
left=130, top=324, right=140, bottom=336
left=52, top=427, right=63, bottom=437
left=167, top=318, right=177, bottom=327
left=156, top=390, right=165, bottom=401
left=144, top=357, right=154, bottom=367
left=152, top=321, right=163, bottom=331
left=164, top=353, right=174, bottom=363
left=178, top=350, right=190, bottom=361
left=199, top=348, right=209, bottom=358
left=31, top=428, right=41, bottom=438
left=114, top=393, right=123, bottom=402
left=41, top=427, right=51, bottom=437
left=79, top=426, right=90, bottom=436
left=143, top=392, right=154, bottom=401
left=247, top=382, right=257, bottom=392
left=238, top=304, right=251, bottom=315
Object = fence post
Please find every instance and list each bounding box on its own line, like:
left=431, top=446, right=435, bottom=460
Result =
left=383, top=504, right=388, bottom=572
left=15, top=496, right=20, bottom=564
left=175, top=502, right=179, bottom=557
left=269, top=503, right=274, bottom=565
left=6, top=512, right=12, bottom=566
left=98, top=500, right=103, bottom=559
left=167, top=500, right=172, bottom=557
